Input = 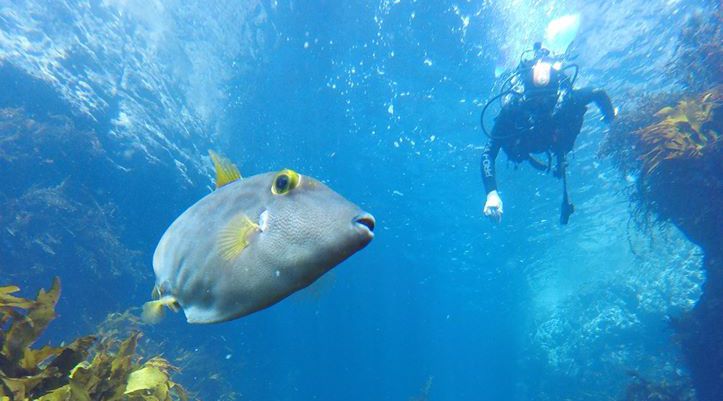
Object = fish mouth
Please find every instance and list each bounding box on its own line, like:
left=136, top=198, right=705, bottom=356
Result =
left=353, top=213, right=375, bottom=238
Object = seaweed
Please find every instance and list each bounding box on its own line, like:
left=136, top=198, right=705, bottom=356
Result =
left=635, top=88, right=720, bottom=174
left=93, top=311, right=241, bottom=401
left=0, top=280, right=190, bottom=401
left=601, top=85, right=721, bottom=241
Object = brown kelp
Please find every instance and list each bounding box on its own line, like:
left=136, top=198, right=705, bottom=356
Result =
left=94, top=310, right=241, bottom=401
left=636, top=89, right=719, bottom=174
left=0, top=279, right=189, bottom=401
left=601, top=85, right=721, bottom=248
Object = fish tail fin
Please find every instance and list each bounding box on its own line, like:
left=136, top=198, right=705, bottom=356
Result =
left=141, top=296, right=179, bottom=324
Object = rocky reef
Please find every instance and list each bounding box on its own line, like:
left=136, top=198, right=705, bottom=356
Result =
left=622, top=372, right=696, bottom=401
left=0, top=279, right=189, bottom=401
left=601, top=12, right=722, bottom=401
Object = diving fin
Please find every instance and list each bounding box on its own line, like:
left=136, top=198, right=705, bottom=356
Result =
left=559, top=154, right=574, bottom=225
left=560, top=197, right=574, bottom=225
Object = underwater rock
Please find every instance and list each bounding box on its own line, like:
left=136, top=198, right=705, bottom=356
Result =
left=671, top=12, right=722, bottom=93
left=602, top=86, right=721, bottom=251
left=603, top=85, right=721, bottom=401
left=622, top=371, right=695, bottom=401
left=0, top=279, right=190, bottom=401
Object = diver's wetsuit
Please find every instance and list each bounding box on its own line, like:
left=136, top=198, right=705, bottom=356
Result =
left=481, top=87, right=614, bottom=195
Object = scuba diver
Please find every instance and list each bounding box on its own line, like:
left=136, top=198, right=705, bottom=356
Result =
left=480, top=42, right=615, bottom=224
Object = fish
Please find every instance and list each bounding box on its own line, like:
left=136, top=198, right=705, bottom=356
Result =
left=142, top=151, right=375, bottom=324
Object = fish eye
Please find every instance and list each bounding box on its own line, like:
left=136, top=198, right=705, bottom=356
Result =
left=275, top=174, right=289, bottom=191
left=271, top=169, right=301, bottom=195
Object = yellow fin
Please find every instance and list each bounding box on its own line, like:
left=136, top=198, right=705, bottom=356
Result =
left=141, top=296, right=179, bottom=324
left=219, top=214, right=259, bottom=260
left=209, top=150, right=241, bottom=189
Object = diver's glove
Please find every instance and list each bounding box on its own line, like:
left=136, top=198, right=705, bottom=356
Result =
left=484, top=190, right=504, bottom=223
left=601, top=106, right=617, bottom=124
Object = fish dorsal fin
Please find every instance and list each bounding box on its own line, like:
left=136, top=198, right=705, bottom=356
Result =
left=209, top=150, right=241, bottom=189
left=218, top=214, right=260, bottom=260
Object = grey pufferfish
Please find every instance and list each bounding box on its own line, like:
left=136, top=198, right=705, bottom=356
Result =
left=142, top=151, right=375, bottom=324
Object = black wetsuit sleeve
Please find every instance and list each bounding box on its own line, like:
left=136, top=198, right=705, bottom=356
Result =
left=574, top=87, right=615, bottom=123
left=481, top=140, right=501, bottom=194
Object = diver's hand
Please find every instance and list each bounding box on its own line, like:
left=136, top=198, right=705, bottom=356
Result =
left=484, top=190, right=504, bottom=223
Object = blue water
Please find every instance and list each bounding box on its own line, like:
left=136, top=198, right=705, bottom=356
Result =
left=0, top=1, right=717, bottom=400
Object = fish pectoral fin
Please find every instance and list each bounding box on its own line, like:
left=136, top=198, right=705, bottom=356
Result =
left=209, top=150, right=242, bottom=189
left=219, top=213, right=260, bottom=260
left=141, top=296, right=180, bottom=324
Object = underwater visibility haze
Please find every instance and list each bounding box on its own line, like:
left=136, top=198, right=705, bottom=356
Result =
left=0, top=1, right=721, bottom=400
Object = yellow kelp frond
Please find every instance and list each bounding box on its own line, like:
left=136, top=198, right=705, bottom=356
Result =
left=218, top=213, right=260, bottom=260
left=125, top=366, right=167, bottom=394
left=0, top=286, right=34, bottom=310
left=141, top=297, right=180, bottom=325
left=124, top=357, right=187, bottom=401
left=67, top=334, right=188, bottom=401
left=635, top=86, right=720, bottom=173
left=654, top=97, right=714, bottom=133
left=36, top=382, right=91, bottom=401
left=2, top=277, right=61, bottom=367
left=209, top=150, right=241, bottom=189
left=0, top=279, right=94, bottom=401
left=1, top=280, right=193, bottom=401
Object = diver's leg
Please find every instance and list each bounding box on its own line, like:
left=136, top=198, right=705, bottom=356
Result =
left=553, top=152, right=567, bottom=178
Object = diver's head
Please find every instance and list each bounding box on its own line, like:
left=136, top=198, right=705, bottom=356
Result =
left=533, top=42, right=550, bottom=59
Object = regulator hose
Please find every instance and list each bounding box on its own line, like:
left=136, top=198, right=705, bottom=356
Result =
left=561, top=63, right=578, bottom=86
left=480, top=90, right=522, bottom=140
